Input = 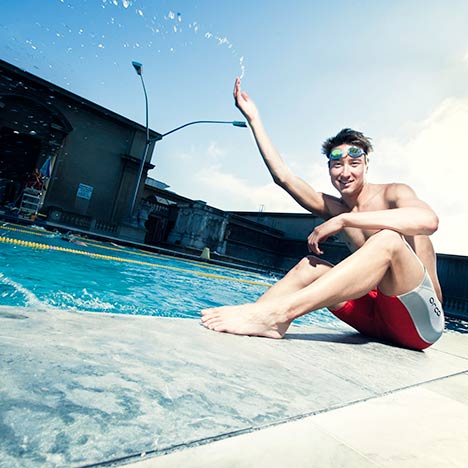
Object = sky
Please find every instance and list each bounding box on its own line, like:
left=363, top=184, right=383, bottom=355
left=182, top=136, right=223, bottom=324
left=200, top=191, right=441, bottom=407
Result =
left=1, top=0, right=468, bottom=256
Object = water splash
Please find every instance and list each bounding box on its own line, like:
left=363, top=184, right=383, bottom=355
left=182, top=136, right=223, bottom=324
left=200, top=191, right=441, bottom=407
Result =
left=5, top=1, right=247, bottom=88
left=49, top=289, right=116, bottom=312
left=0, top=273, right=44, bottom=308
left=99, top=3, right=247, bottom=78
left=239, top=56, right=245, bottom=79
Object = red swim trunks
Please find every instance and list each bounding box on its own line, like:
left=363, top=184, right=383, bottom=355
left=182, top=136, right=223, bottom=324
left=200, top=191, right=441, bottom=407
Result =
left=331, top=288, right=442, bottom=350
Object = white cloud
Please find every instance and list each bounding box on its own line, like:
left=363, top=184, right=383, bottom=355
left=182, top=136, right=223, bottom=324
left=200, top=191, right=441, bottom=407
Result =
left=170, top=141, right=225, bottom=166
left=372, top=97, right=468, bottom=255
left=194, top=98, right=468, bottom=256
left=172, top=144, right=196, bottom=162
left=194, top=164, right=302, bottom=212
left=206, top=141, right=225, bottom=160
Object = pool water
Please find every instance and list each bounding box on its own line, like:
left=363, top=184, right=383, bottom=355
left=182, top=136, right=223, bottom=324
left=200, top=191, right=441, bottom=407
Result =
left=0, top=223, right=343, bottom=328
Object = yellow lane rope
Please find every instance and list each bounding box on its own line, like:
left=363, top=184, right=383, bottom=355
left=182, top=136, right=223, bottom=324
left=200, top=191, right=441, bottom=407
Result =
left=0, top=236, right=272, bottom=288
left=0, top=223, right=265, bottom=276
left=0, top=224, right=175, bottom=258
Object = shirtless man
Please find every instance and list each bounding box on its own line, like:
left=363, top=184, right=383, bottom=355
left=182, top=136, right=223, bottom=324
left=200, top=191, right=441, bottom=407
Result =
left=201, top=78, right=444, bottom=350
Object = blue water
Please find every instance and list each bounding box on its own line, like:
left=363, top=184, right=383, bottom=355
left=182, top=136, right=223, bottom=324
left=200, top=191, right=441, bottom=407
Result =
left=0, top=223, right=342, bottom=328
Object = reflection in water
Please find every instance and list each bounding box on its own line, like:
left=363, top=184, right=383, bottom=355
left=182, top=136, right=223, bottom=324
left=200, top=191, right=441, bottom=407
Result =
left=445, top=315, right=468, bottom=334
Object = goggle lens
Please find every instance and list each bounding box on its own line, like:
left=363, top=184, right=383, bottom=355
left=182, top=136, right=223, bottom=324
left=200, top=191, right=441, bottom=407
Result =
left=329, top=146, right=366, bottom=160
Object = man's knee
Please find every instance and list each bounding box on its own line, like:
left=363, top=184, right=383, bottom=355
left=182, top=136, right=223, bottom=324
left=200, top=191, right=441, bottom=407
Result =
left=290, top=255, right=333, bottom=281
left=292, top=256, right=318, bottom=274
left=366, top=230, right=406, bottom=258
left=294, top=255, right=316, bottom=267
left=303, top=255, right=334, bottom=269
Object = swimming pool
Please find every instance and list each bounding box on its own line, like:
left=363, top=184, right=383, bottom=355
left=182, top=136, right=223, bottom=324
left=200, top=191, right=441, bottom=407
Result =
left=1, top=221, right=466, bottom=468
left=0, top=222, right=343, bottom=328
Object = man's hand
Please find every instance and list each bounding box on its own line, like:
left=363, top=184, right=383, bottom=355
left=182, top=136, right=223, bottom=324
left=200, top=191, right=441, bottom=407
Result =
left=307, top=216, right=344, bottom=255
left=233, top=77, right=259, bottom=123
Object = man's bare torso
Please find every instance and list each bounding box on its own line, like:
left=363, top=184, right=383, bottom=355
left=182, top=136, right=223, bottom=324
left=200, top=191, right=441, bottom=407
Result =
left=323, top=182, right=442, bottom=300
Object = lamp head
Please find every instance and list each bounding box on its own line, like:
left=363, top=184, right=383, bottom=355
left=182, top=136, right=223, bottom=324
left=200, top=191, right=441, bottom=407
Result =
left=232, top=121, right=247, bottom=128
left=132, top=61, right=143, bottom=76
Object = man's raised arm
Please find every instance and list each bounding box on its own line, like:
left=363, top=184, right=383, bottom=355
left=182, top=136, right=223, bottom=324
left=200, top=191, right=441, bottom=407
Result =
left=233, top=78, right=330, bottom=218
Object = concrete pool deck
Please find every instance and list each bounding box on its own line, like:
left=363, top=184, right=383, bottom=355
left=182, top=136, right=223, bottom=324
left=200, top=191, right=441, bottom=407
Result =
left=1, top=306, right=467, bottom=467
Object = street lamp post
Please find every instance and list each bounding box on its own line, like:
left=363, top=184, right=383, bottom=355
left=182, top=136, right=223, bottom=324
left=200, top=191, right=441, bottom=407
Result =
left=129, top=61, right=150, bottom=222
left=130, top=60, right=247, bottom=224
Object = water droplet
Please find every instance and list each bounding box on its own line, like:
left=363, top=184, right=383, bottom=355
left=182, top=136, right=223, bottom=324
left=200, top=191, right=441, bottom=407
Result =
left=239, top=56, right=245, bottom=79
left=205, top=32, right=212, bottom=39
left=168, top=11, right=175, bottom=20
left=137, top=9, right=143, bottom=16
left=177, top=13, right=182, bottom=22
left=98, top=43, right=104, bottom=48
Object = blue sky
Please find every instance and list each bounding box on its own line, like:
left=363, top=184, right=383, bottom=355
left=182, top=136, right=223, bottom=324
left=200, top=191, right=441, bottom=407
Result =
left=2, top=0, right=468, bottom=255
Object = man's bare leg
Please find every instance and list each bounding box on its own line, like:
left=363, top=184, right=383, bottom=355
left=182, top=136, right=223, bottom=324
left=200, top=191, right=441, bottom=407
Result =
left=201, top=230, right=425, bottom=338
left=256, top=256, right=342, bottom=304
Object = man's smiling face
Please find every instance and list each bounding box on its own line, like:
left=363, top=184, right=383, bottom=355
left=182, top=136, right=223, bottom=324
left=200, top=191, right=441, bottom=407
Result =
left=328, top=144, right=368, bottom=196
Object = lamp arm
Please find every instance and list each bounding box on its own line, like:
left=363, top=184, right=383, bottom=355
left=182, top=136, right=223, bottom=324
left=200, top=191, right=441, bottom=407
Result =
left=160, top=120, right=247, bottom=138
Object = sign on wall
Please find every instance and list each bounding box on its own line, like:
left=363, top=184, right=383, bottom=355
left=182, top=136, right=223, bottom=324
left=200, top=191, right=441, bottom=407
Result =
left=76, top=183, right=93, bottom=200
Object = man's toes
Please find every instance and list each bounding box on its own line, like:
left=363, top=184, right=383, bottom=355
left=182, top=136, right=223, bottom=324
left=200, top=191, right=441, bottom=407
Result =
left=202, top=317, right=219, bottom=329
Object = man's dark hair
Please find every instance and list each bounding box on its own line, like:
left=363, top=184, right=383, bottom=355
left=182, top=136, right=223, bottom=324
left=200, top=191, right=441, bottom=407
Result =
left=321, top=128, right=373, bottom=157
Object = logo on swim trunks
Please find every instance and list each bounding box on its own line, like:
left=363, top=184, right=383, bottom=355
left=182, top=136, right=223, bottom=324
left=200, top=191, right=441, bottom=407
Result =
left=429, top=297, right=441, bottom=317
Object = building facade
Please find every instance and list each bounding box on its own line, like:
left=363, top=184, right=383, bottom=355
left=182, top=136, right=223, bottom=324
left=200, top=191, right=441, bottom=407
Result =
left=0, top=59, right=160, bottom=241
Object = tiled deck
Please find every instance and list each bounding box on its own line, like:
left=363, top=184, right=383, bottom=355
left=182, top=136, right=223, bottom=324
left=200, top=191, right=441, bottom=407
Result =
left=1, top=305, right=467, bottom=467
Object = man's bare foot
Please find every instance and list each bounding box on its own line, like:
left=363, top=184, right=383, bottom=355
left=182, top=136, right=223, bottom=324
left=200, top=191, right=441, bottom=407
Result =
left=201, top=301, right=291, bottom=338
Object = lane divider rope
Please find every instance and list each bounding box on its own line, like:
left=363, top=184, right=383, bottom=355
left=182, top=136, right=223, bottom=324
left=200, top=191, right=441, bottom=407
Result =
left=0, top=236, right=271, bottom=288
left=0, top=224, right=267, bottom=277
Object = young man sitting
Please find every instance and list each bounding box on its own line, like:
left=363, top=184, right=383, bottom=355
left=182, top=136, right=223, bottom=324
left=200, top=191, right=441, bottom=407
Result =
left=201, top=78, right=444, bottom=350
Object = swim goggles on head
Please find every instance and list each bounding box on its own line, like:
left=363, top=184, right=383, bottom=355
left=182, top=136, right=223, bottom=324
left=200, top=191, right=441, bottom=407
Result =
left=328, top=146, right=366, bottom=160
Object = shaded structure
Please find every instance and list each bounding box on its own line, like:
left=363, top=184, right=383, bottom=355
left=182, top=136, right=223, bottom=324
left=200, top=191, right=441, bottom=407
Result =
left=0, top=59, right=161, bottom=242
